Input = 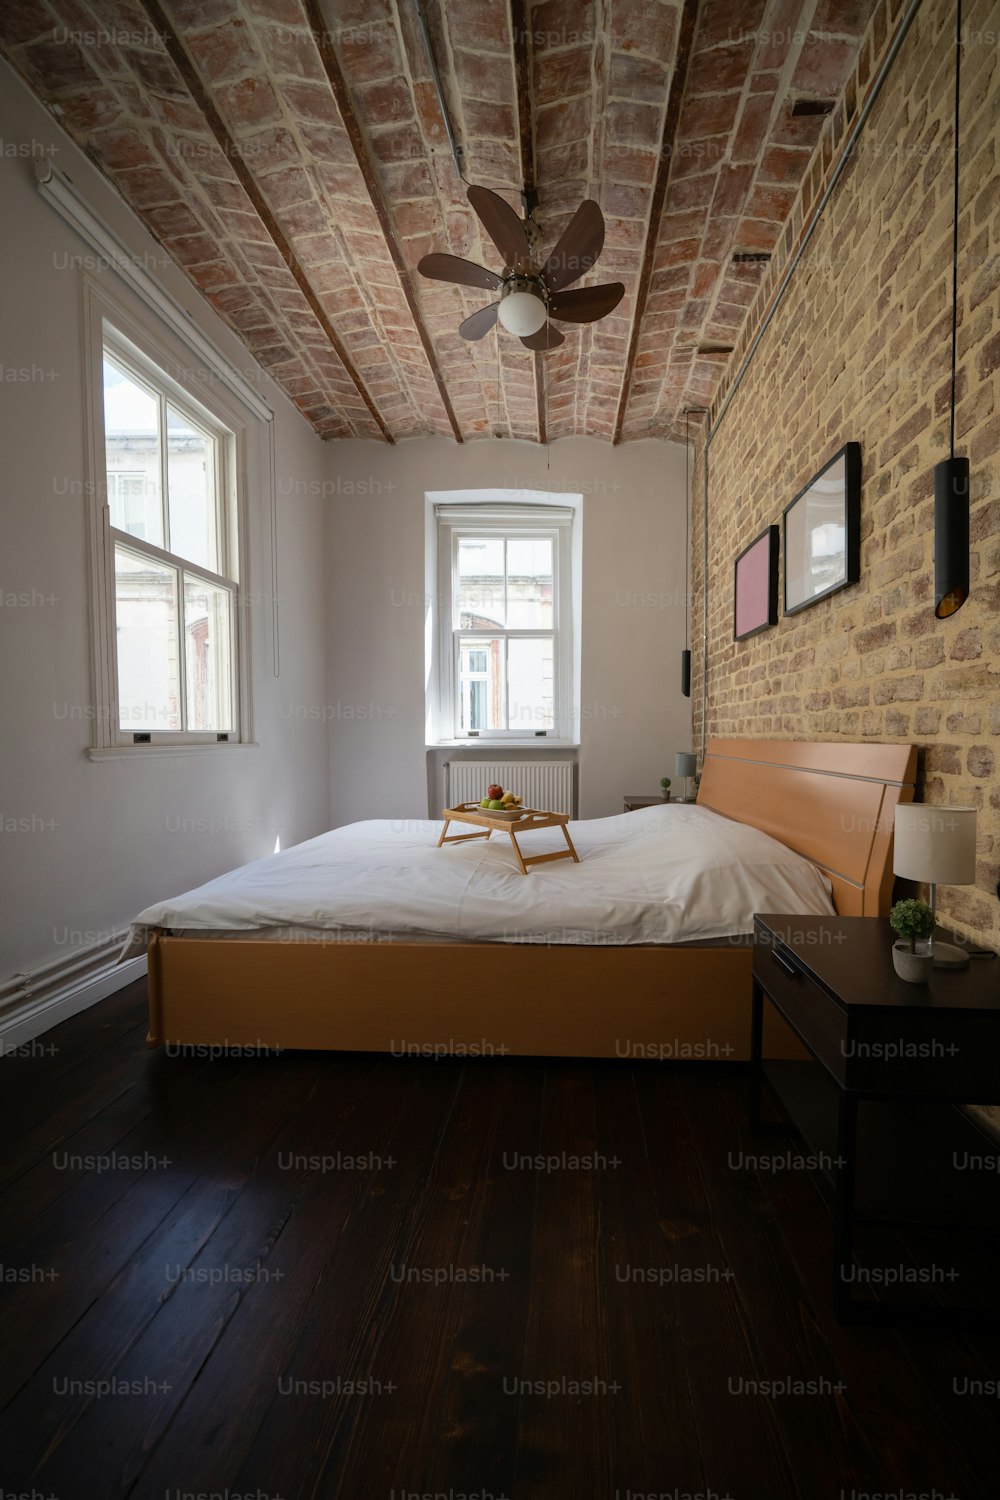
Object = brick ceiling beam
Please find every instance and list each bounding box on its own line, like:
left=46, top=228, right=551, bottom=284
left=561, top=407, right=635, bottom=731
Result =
left=136, top=0, right=394, bottom=443
left=612, top=0, right=699, bottom=446
left=303, top=0, right=464, bottom=445
left=509, top=0, right=545, bottom=447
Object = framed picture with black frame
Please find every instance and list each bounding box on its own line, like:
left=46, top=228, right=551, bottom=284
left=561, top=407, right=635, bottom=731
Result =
left=783, top=442, right=861, bottom=615
left=733, top=525, right=779, bottom=642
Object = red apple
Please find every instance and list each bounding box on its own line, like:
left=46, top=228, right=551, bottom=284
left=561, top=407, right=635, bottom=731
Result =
left=487, top=783, right=503, bottom=800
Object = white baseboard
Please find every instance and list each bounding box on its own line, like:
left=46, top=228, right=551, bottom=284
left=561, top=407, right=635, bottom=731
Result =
left=0, top=938, right=147, bottom=1057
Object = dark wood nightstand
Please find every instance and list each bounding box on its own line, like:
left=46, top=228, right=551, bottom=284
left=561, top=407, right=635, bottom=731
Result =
left=751, top=913, right=1000, bottom=1324
left=623, top=794, right=669, bottom=812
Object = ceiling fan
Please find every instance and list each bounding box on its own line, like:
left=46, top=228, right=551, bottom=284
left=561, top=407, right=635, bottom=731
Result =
left=417, top=185, right=625, bottom=351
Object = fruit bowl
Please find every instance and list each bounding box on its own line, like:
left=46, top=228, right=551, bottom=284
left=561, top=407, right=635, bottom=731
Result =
left=457, top=801, right=527, bottom=821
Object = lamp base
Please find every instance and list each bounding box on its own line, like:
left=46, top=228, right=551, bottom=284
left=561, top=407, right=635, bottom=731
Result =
left=932, top=940, right=970, bottom=970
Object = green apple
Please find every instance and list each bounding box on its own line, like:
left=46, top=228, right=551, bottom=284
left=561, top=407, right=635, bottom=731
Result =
left=479, top=798, right=491, bottom=808
left=488, top=799, right=505, bottom=810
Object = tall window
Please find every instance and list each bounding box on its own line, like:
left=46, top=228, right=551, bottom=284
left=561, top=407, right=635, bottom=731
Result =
left=437, top=505, right=573, bottom=739
left=101, top=334, right=239, bottom=742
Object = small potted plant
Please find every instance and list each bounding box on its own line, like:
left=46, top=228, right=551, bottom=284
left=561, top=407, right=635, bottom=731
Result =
left=659, top=777, right=672, bottom=802
left=889, top=898, right=936, bottom=983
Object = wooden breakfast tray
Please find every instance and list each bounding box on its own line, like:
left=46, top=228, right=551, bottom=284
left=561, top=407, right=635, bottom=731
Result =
left=437, top=802, right=580, bottom=876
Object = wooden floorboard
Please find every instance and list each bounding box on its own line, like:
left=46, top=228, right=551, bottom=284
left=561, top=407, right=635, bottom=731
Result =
left=0, top=1017, right=152, bottom=1178
left=713, top=1069, right=1000, bottom=1498
left=18, top=1054, right=382, bottom=1495
left=319, top=1059, right=542, bottom=1498
left=634, top=1066, right=800, bottom=1499
left=1, top=985, right=999, bottom=1499
left=510, top=1064, right=612, bottom=1499
left=592, top=1064, right=705, bottom=1489
left=0, top=981, right=150, bottom=1132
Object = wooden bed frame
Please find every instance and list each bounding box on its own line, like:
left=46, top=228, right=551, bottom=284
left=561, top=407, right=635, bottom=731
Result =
left=146, top=738, right=917, bottom=1060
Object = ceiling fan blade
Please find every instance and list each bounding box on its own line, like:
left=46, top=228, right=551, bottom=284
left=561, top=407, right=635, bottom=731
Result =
left=459, top=302, right=500, bottom=341
left=548, top=281, right=625, bottom=323
left=540, top=200, right=605, bottom=292
left=521, top=324, right=565, bottom=351
left=467, top=185, right=529, bottom=267
left=417, top=253, right=501, bottom=291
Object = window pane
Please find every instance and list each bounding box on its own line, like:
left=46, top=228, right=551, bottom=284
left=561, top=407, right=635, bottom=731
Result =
left=184, top=576, right=233, bottom=732
left=114, top=544, right=180, bottom=732
left=458, top=538, right=505, bottom=628
left=104, top=356, right=162, bottom=548
left=459, top=636, right=504, bottom=732
left=507, top=637, right=554, bottom=732
left=466, top=680, right=487, bottom=732
left=506, top=537, right=553, bottom=627
left=168, top=405, right=218, bottom=572
left=107, top=473, right=150, bottom=540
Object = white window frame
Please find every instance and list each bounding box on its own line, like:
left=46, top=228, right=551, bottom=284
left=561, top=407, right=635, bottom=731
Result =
left=436, top=504, right=574, bottom=741
left=81, top=276, right=254, bottom=752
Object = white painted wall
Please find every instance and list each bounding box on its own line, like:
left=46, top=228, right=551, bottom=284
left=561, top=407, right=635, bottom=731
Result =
left=324, top=437, right=691, bottom=823
left=0, top=67, right=330, bottom=1004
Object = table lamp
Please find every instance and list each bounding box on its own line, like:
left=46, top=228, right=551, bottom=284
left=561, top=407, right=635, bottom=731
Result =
left=675, top=752, right=697, bottom=803
left=892, top=804, right=977, bottom=968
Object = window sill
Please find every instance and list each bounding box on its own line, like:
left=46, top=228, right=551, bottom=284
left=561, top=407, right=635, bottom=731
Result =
left=427, top=740, right=580, bottom=750
left=86, top=742, right=259, bottom=762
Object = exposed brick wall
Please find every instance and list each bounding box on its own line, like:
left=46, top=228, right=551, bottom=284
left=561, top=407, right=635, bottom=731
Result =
left=691, top=0, right=1000, bottom=951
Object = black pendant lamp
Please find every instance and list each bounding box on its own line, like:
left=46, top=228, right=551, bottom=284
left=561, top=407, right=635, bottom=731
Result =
left=680, top=409, right=692, bottom=696
left=934, top=0, right=969, bottom=619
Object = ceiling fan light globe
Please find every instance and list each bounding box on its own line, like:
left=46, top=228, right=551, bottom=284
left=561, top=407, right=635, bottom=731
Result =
left=497, top=288, right=547, bottom=337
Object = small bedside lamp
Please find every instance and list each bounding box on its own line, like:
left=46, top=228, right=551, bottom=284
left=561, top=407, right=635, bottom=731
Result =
left=675, top=752, right=697, bottom=803
left=893, top=804, right=977, bottom=968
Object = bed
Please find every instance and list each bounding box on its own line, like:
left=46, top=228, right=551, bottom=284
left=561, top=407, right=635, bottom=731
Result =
left=138, top=738, right=917, bottom=1059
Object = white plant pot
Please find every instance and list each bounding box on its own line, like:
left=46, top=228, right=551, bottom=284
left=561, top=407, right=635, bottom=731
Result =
left=892, top=941, right=933, bottom=983
left=661, top=791, right=671, bottom=801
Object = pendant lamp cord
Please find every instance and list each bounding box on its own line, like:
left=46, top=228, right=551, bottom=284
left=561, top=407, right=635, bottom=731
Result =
left=684, top=410, right=690, bottom=650
left=545, top=337, right=550, bottom=471
left=949, top=0, right=961, bottom=459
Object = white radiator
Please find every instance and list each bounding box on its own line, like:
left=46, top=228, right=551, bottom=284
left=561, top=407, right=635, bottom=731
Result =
left=447, top=761, right=575, bottom=815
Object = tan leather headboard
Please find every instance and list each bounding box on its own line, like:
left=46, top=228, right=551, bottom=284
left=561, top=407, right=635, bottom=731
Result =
left=697, top=738, right=918, bottom=916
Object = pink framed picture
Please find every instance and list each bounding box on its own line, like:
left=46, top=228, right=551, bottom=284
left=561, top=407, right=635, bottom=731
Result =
left=734, top=525, right=779, bottom=641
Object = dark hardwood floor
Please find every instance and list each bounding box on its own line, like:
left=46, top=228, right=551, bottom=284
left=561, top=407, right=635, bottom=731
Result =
left=2, top=979, right=1000, bottom=1499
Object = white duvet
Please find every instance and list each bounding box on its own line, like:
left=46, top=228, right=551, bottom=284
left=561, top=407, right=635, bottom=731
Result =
left=122, top=804, right=834, bottom=959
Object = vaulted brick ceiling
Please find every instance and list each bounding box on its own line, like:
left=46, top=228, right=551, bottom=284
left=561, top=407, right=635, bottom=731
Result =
left=2, top=0, right=876, bottom=442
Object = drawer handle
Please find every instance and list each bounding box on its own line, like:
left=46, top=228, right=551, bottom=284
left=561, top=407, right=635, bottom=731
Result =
left=771, top=946, right=799, bottom=978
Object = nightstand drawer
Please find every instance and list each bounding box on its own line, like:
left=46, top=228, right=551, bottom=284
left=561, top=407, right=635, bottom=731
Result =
left=843, top=1011, right=1000, bottom=1096
left=753, top=936, right=847, bottom=1084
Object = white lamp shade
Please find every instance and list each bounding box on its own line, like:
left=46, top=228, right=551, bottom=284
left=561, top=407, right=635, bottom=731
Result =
left=497, top=288, right=547, bottom=337
left=675, top=752, right=697, bottom=776
left=892, top=803, right=977, bottom=884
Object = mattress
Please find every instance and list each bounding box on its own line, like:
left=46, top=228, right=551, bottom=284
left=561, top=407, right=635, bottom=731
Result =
left=122, top=804, right=835, bottom=958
